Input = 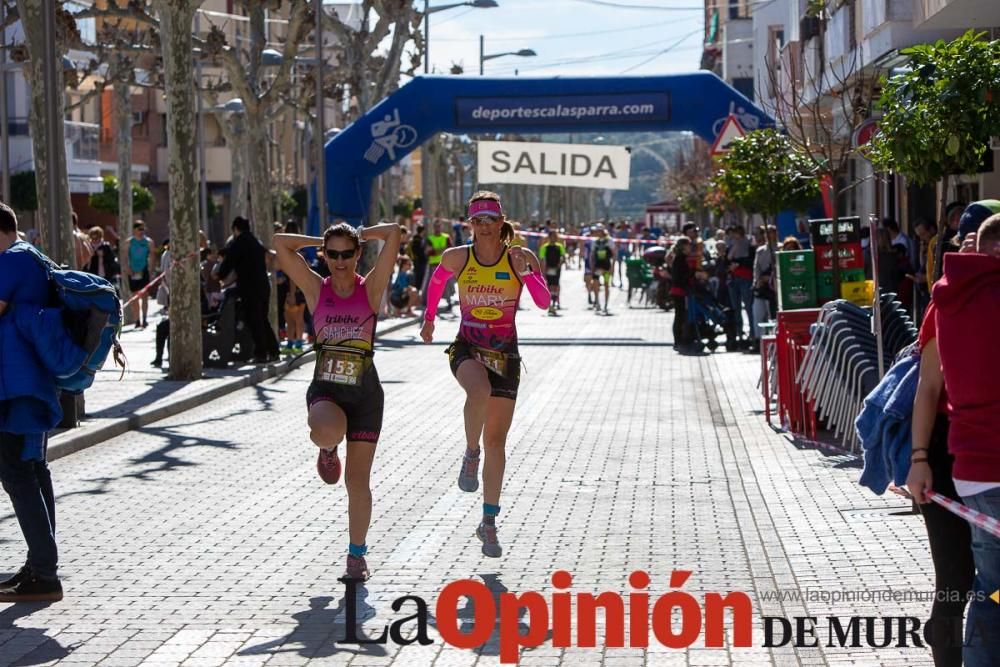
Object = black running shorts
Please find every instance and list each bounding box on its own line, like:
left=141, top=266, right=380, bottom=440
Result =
left=306, top=365, right=384, bottom=443
left=129, top=269, right=151, bottom=293
left=448, top=338, right=520, bottom=401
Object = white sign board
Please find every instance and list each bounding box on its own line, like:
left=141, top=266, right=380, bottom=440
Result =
left=477, top=141, right=631, bottom=190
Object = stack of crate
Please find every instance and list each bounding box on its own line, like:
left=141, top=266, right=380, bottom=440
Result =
left=809, top=217, right=865, bottom=302
left=776, top=249, right=817, bottom=311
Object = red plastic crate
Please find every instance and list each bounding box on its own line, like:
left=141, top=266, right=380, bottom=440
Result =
left=813, top=242, right=864, bottom=272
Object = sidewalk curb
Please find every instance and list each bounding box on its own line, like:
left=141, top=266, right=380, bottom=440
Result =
left=48, top=317, right=420, bottom=462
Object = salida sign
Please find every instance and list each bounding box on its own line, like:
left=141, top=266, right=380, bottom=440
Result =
left=478, top=140, right=631, bottom=190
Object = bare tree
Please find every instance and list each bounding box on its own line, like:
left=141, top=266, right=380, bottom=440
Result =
left=5, top=0, right=76, bottom=266
left=201, top=2, right=312, bottom=247
left=151, top=0, right=202, bottom=380
left=760, top=1, right=879, bottom=286
left=67, top=3, right=162, bottom=319
left=662, top=138, right=714, bottom=228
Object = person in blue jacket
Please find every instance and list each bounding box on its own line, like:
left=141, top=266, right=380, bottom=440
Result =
left=0, top=201, right=63, bottom=602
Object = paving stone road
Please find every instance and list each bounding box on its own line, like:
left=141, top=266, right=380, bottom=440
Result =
left=0, top=269, right=940, bottom=666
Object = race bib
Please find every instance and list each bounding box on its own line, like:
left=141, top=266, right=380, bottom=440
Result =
left=472, top=347, right=509, bottom=378
left=315, top=345, right=368, bottom=386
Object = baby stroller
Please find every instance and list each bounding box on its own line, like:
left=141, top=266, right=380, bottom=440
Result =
left=641, top=245, right=672, bottom=310
left=686, top=281, right=738, bottom=352
left=625, top=257, right=654, bottom=307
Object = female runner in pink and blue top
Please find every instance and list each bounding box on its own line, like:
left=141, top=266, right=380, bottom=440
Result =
left=274, top=222, right=401, bottom=582
left=420, top=191, right=552, bottom=557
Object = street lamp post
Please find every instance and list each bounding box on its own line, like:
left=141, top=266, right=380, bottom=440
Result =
left=479, top=36, right=536, bottom=75
left=421, top=0, right=496, bottom=218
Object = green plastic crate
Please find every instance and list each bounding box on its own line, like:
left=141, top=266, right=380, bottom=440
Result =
left=777, top=249, right=816, bottom=281
left=779, top=278, right=817, bottom=310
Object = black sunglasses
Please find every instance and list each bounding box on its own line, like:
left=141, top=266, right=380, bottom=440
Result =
left=324, top=247, right=357, bottom=260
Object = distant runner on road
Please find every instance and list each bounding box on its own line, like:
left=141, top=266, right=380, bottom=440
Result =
left=274, top=221, right=401, bottom=582
left=538, top=230, right=566, bottom=315
left=420, top=191, right=551, bottom=558
left=590, top=223, right=617, bottom=315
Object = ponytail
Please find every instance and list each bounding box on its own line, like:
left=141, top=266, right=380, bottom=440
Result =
left=500, top=220, right=515, bottom=245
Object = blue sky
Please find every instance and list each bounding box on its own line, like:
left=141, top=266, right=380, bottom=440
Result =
left=423, top=0, right=706, bottom=78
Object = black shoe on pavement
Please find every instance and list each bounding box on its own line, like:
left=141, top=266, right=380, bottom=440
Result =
left=150, top=359, right=162, bottom=368
left=0, top=564, right=29, bottom=590
left=0, top=573, right=63, bottom=602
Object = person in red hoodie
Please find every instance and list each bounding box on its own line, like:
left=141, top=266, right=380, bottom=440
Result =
left=914, top=213, right=1000, bottom=666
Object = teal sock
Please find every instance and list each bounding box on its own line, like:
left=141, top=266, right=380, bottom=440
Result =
left=483, top=503, right=500, bottom=526
left=348, top=542, right=367, bottom=557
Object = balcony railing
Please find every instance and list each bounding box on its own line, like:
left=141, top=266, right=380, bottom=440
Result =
left=65, top=120, right=99, bottom=161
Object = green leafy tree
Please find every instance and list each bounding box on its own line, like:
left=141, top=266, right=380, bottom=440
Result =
left=714, top=129, right=819, bottom=227
left=866, top=30, right=1000, bottom=279
left=88, top=175, right=155, bottom=217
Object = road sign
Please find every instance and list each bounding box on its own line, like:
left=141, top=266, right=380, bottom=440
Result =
left=710, top=114, right=745, bottom=156
left=852, top=118, right=879, bottom=150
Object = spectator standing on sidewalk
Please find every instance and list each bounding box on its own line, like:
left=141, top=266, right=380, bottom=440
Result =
left=0, top=201, right=63, bottom=601
left=216, top=216, right=279, bottom=363
left=751, top=225, right=778, bottom=351
left=669, top=237, right=692, bottom=350
left=86, top=227, right=120, bottom=286
left=71, top=212, right=92, bottom=270
left=125, top=221, right=154, bottom=329
left=727, top=226, right=754, bottom=341
left=910, top=214, right=1000, bottom=666
left=906, top=294, right=974, bottom=667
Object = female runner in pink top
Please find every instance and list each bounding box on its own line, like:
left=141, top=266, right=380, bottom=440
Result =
left=274, top=222, right=401, bottom=581
left=420, top=192, right=552, bottom=557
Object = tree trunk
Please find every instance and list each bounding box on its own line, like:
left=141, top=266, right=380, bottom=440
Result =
left=932, top=173, right=952, bottom=282
left=114, top=76, right=135, bottom=324
left=153, top=0, right=203, bottom=380
left=217, top=112, right=249, bottom=221
left=246, top=112, right=273, bottom=243
left=16, top=0, right=73, bottom=267
left=246, top=111, right=278, bottom=329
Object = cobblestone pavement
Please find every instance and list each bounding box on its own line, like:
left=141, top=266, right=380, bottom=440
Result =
left=0, top=270, right=938, bottom=666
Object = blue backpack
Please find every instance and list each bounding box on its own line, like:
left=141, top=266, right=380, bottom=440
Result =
left=22, top=244, right=126, bottom=393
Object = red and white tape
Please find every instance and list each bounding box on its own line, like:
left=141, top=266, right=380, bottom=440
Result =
left=891, top=485, right=1000, bottom=539
left=927, top=490, right=1000, bottom=539
left=122, top=251, right=199, bottom=309
left=419, top=216, right=667, bottom=247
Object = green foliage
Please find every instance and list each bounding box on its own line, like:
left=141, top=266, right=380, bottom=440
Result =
left=289, top=187, right=308, bottom=219
left=867, top=31, right=1000, bottom=186
left=206, top=196, right=221, bottom=220
left=393, top=196, right=416, bottom=218
left=713, top=129, right=819, bottom=217
left=273, top=190, right=297, bottom=219
left=88, top=175, right=155, bottom=216
left=9, top=171, right=37, bottom=212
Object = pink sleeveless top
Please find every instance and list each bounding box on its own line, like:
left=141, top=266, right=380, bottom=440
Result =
left=312, top=274, right=377, bottom=353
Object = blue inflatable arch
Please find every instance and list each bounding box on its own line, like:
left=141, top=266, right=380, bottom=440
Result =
left=319, top=72, right=771, bottom=228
